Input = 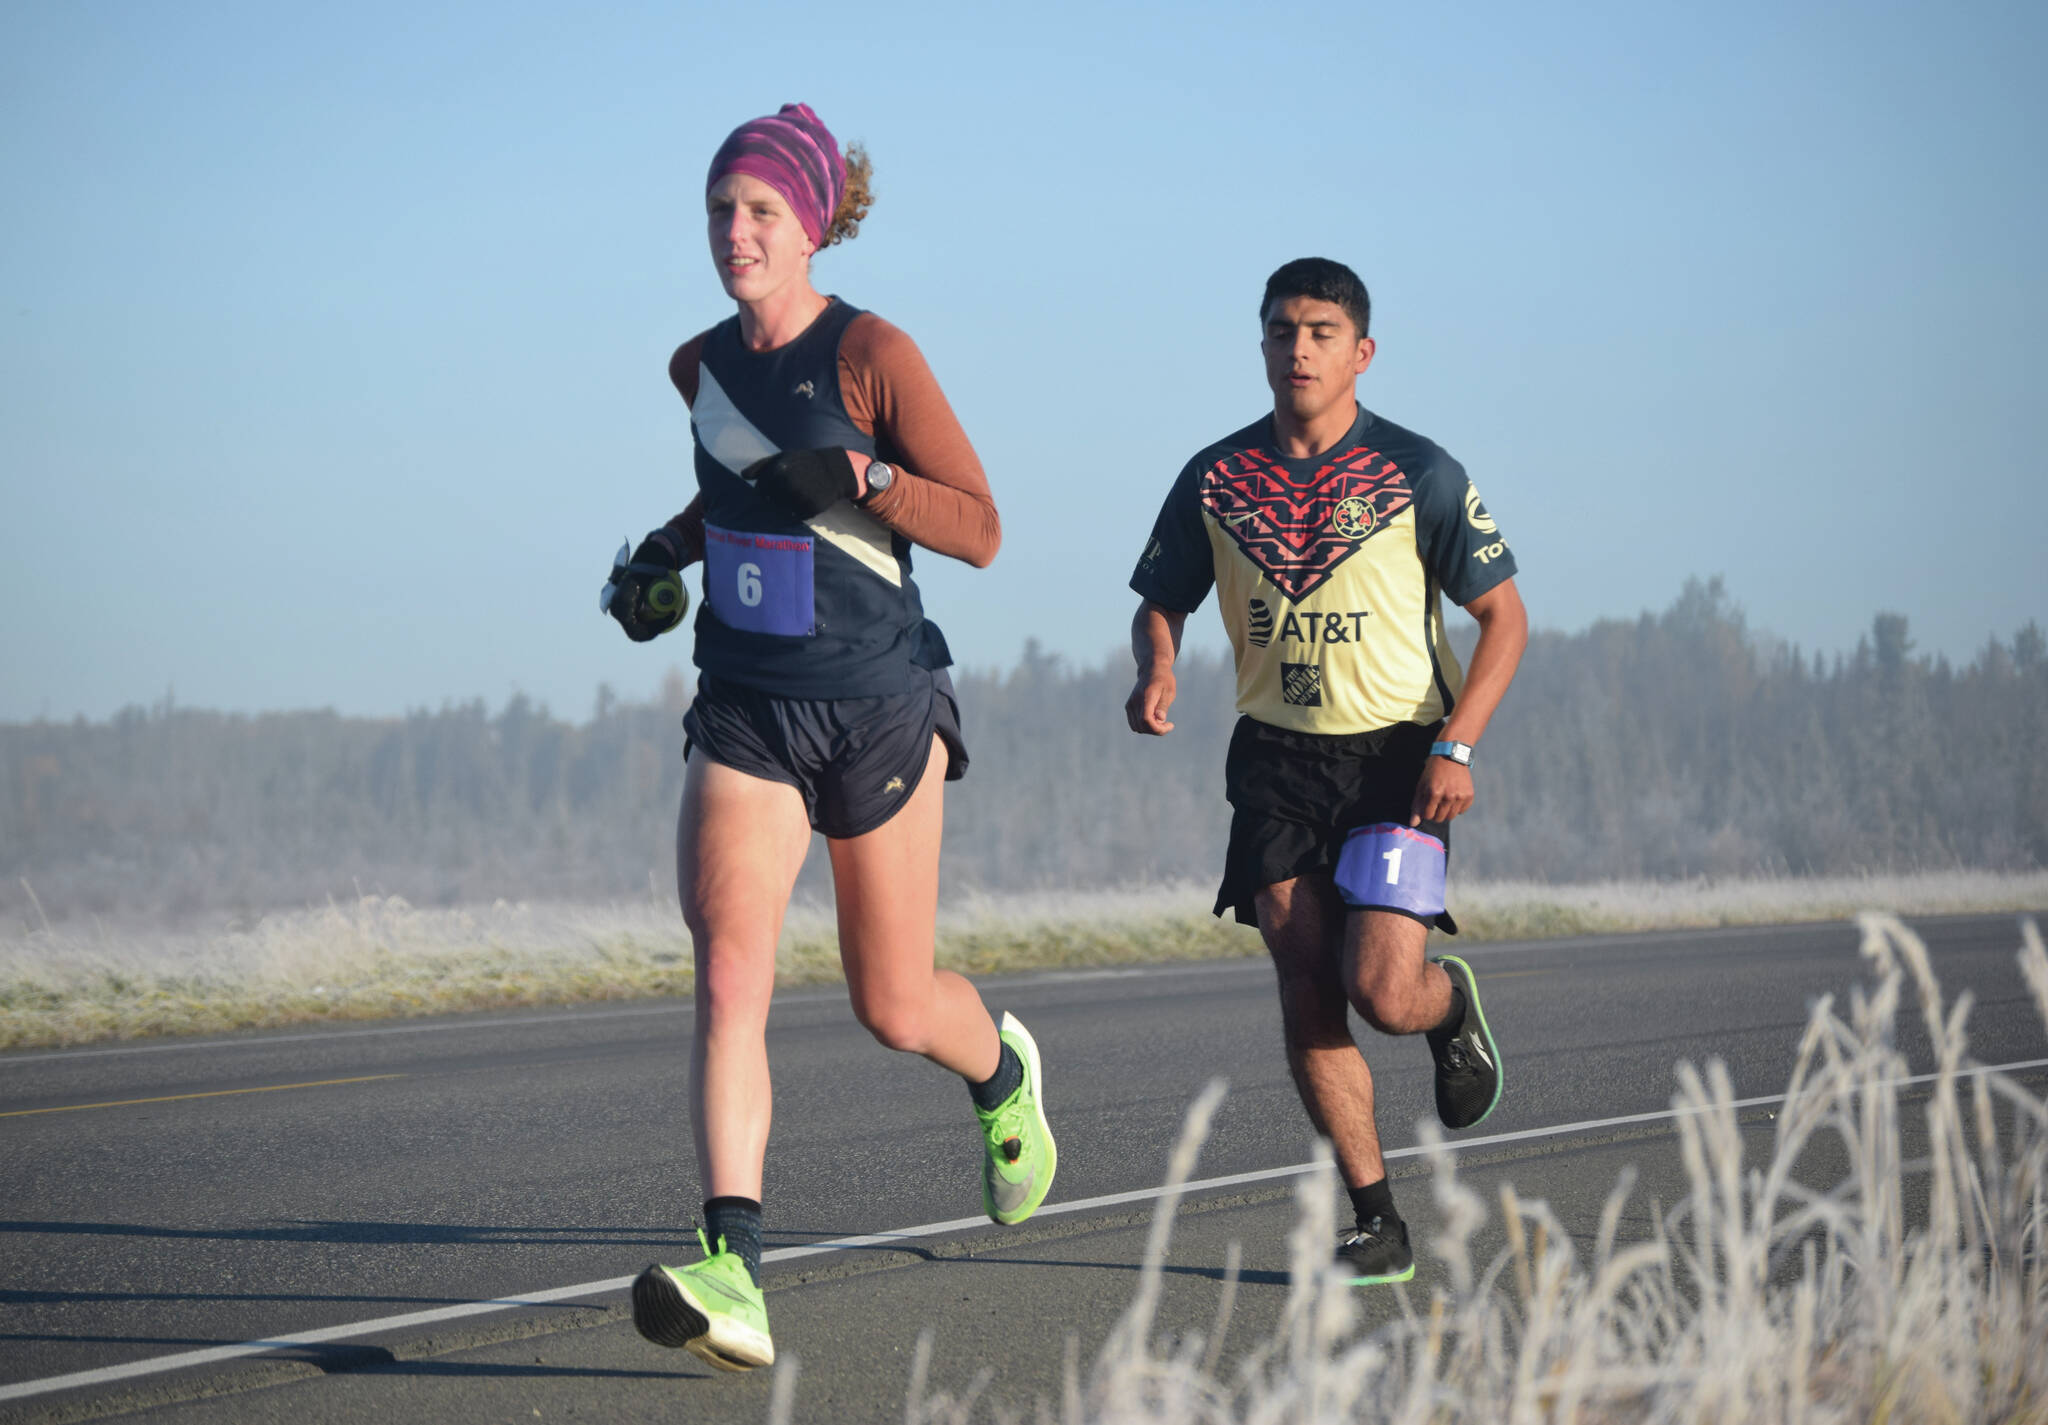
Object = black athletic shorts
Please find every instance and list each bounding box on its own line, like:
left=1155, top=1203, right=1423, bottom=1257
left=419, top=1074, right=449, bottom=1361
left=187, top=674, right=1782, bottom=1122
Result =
left=1215, top=715, right=1456, bottom=933
left=682, top=670, right=968, bottom=839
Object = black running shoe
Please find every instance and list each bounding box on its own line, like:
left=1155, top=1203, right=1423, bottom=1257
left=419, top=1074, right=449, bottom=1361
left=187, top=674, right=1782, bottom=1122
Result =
left=1335, top=1216, right=1414, bottom=1285
left=1427, top=953, right=1503, bottom=1129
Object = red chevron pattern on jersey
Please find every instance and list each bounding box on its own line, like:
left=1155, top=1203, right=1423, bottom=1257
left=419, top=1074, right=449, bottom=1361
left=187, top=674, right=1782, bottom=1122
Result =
left=1200, top=443, right=1413, bottom=600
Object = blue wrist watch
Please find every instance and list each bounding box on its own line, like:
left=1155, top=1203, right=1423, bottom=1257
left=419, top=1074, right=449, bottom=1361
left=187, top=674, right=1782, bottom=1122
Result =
left=1429, top=740, right=1474, bottom=767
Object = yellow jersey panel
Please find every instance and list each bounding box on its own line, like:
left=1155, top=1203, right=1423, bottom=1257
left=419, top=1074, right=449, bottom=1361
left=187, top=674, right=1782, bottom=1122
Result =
left=1208, top=506, right=1461, bottom=733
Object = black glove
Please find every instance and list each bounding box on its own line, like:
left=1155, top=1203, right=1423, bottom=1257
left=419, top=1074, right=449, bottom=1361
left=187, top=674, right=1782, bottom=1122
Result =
left=602, top=532, right=689, bottom=643
left=742, top=447, right=859, bottom=520
left=630, top=530, right=685, bottom=568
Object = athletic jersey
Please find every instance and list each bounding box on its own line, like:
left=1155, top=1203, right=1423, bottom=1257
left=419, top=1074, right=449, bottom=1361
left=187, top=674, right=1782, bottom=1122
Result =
left=679, top=299, right=977, bottom=699
left=1130, top=405, right=1516, bottom=735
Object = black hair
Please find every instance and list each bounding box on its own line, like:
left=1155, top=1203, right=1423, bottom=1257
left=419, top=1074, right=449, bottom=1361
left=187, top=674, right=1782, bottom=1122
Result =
left=1260, top=257, right=1371, bottom=339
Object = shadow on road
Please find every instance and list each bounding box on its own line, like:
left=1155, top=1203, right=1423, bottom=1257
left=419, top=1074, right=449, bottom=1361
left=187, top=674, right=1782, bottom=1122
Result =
left=3, top=1287, right=519, bottom=1307
left=287, top=1344, right=690, bottom=1381
left=0, top=1219, right=697, bottom=1247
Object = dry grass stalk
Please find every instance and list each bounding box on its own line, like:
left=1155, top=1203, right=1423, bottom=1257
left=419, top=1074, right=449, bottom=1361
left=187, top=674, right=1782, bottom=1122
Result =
left=907, top=914, right=2048, bottom=1423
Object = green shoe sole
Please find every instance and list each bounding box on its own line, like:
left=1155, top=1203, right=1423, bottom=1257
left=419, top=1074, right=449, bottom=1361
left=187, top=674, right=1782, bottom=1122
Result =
left=631, top=1264, right=773, bottom=1372
left=1345, top=1263, right=1417, bottom=1286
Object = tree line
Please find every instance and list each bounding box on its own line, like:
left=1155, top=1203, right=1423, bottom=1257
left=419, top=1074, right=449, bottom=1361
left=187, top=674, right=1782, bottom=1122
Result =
left=4, top=580, right=2042, bottom=927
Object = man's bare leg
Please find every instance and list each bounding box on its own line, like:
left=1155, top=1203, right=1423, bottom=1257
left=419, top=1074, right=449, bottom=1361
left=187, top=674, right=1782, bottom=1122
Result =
left=1343, top=909, right=1453, bottom=1036
left=1261, top=876, right=1467, bottom=1284
left=1255, top=875, right=1387, bottom=1189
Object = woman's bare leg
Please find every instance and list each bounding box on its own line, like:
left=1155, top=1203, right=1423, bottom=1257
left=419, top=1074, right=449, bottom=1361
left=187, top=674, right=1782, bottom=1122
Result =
left=678, top=755, right=812, bottom=1202
left=826, top=735, right=1000, bottom=1082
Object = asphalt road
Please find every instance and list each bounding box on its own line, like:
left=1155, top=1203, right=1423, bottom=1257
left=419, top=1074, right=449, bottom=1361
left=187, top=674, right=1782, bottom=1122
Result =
left=3, top=912, right=2044, bottom=1423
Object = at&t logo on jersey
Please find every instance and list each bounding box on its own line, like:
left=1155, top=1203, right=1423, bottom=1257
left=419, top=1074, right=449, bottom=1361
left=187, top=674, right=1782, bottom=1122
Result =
left=1251, top=598, right=1373, bottom=647
left=1280, top=609, right=1371, bottom=644
left=1247, top=597, right=1274, bottom=647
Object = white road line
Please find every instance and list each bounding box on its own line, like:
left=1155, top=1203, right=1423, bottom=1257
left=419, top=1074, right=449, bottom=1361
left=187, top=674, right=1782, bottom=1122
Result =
left=0, top=1279, right=643, bottom=1407
left=6, top=1053, right=2045, bottom=1408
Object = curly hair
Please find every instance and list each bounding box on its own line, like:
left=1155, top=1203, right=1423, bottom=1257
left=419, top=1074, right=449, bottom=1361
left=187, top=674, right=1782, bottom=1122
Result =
left=821, top=143, right=873, bottom=248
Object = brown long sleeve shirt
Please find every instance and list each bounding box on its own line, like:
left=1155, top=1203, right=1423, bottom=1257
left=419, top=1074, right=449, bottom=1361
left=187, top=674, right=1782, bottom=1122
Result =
left=663, top=311, right=1000, bottom=568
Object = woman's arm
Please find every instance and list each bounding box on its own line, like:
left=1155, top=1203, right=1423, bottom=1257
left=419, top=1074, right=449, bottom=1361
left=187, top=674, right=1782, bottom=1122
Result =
left=838, top=314, right=1001, bottom=568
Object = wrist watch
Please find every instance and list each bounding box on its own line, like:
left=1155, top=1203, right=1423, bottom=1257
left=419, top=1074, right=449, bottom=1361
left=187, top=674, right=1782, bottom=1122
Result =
left=860, top=460, right=895, bottom=503
left=1430, top=739, right=1475, bottom=767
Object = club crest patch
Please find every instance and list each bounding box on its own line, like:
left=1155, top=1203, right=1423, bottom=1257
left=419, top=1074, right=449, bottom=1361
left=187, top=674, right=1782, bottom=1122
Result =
left=1202, top=445, right=1411, bottom=600
left=1331, top=496, right=1376, bottom=540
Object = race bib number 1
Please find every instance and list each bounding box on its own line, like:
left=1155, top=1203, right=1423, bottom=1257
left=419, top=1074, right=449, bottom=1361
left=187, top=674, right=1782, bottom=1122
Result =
left=704, top=524, right=816, bottom=637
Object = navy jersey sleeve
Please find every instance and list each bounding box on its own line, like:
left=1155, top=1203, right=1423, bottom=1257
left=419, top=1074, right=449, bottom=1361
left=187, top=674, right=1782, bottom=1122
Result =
left=1129, top=459, right=1214, bottom=613
left=1411, top=447, right=1517, bottom=606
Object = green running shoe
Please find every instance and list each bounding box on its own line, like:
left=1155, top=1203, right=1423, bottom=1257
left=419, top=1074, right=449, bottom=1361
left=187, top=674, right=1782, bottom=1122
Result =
left=1428, top=953, right=1504, bottom=1130
left=978, top=1012, right=1056, bottom=1224
left=631, top=1231, right=773, bottom=1372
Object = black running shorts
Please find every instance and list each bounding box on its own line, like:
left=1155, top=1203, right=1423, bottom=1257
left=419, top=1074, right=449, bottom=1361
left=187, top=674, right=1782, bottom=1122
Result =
left=682, top=670, right=968, bottom=839
left=1215, top=715, right=1455, bottom=932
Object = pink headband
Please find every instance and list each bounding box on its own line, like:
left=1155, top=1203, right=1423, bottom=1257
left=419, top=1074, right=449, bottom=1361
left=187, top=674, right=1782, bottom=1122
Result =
left=706, top=103, right=846, bottom=250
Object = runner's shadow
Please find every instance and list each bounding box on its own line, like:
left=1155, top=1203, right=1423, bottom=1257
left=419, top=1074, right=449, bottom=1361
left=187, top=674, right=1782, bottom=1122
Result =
left=357, top=1361, right=705, bottom=1381
left=1, top=1302, right=616, bottom=1351
left=2, top=1288, right=498, bottom=1308
left=756, top=1231, right=1291, bottom=1286
left=817, top=1256, right=1293, bottom=1288
left=966, top=1261, right=1286, bottom=1293
left=0, top=1219, right=699, bottom=1248
left=282, top=1344, right=695, bottom=1380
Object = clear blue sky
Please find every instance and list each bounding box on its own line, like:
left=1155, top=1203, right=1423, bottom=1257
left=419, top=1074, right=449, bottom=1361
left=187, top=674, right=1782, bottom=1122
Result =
left=4, top=0, right=2043, bottom=723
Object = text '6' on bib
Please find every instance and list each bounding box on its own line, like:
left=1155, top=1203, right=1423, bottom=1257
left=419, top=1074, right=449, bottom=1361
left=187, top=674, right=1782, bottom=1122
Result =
left=705, top=524, right=818, bottom=637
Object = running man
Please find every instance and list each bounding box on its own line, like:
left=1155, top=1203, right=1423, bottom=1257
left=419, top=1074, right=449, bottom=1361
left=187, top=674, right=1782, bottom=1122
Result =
left=1124, top=257, right=1526, bottom=1284
left=603, top=103, right=1054, bottom=1370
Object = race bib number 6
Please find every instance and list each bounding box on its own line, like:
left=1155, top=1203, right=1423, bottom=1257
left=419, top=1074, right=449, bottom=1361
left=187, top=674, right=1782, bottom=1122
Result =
left=704, top=524, right=817, bottom=637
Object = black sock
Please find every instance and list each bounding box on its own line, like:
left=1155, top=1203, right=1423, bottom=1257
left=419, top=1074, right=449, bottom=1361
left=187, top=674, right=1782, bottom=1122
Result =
left=1428, top=986, right=1468, bottom=1046
left=1347, top=1177, right=1399, bottom=1231
left=702, top=1196, right=763, bottom=1286
left=967, top=1038, right=1024, bottom=1112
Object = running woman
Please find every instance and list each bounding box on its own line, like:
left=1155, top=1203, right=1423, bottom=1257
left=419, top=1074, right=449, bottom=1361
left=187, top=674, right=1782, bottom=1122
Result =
left=603, top=103, right=1054, bottom=1371
left=1124, top=257, right=1526, bottom=1285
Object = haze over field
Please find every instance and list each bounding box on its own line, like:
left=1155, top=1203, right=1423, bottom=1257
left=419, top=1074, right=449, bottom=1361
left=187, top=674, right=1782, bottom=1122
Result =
left=4, top=584, right=2042, bottom=933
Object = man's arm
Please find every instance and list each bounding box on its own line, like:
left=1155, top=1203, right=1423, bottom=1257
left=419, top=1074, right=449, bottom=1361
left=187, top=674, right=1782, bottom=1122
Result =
left=1412, top=576, right=1528, bottom=825
left=1124, top=599, right=1188, bottom=735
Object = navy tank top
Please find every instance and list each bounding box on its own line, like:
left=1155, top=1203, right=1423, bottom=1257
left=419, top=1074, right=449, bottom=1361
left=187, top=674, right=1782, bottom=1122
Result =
left=687, top=298, right=951, bottom=699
